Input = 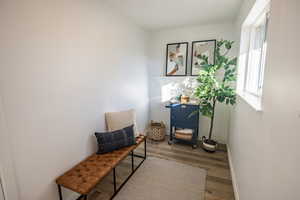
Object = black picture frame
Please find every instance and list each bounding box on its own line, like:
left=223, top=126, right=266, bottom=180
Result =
left=165, top=42, right=188, bottom=76
left=191, top=39, right=216, bottom=76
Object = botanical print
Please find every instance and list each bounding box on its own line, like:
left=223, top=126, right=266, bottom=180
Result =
left=191, top=40, right=216, bottom=76
left=166, top=43, right=188, bottom=76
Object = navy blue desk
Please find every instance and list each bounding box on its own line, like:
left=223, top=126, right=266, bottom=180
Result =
left=165, top=103, right=200, bottom=148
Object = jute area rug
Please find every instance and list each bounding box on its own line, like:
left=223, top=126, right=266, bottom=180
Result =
left=114, top=156, right=206, bottom=200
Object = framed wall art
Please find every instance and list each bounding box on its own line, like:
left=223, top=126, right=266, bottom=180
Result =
left=191, top=40, right=216, bottom=76
left=166, top=42, right=188, bottom=76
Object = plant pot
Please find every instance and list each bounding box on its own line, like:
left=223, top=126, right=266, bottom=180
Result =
left=202, top=136, right=218, bottom=153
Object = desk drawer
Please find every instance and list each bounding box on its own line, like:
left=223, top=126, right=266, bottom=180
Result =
left=170, top=104, right=199, bottom=125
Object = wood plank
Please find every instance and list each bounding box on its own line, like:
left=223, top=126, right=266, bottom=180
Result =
left=146, top=144, right=229, bottom=165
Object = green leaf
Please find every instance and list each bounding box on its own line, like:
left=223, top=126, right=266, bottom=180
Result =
left=230, top=99, right=236, bottom=105
left=228, top=57, right=237, bottom=66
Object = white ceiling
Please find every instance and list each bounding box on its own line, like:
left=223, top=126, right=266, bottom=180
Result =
left=104, top=0, right=243, bottom=30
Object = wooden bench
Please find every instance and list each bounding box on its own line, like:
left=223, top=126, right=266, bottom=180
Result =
left=56, top=135, right=147, bottom=200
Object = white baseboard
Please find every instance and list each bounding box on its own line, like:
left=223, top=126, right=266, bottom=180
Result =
left=227, top=147, right=240, bottom=200
left=0, top=167, right=7, bottom=200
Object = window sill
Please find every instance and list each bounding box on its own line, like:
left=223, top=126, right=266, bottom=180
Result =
left=237, top=91, right=263, bottom=112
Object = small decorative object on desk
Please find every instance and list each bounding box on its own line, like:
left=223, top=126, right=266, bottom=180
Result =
left=180, top=95, right=190, bottom=104
left=148, top=120, right=166, bottom=141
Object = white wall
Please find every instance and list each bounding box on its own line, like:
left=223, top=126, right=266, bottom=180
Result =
left=148, top=23, right=236, bottom=143
left=0, top=97, right=19, bottom=200
left=0, top=1, right=149, bottom=200
left=229, top=0, right=300, bottom=200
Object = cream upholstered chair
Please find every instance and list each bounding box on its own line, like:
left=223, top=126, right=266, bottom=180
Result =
left=105, top=109, right=139, bottom=137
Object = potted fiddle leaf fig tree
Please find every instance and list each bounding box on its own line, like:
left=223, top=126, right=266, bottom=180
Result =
left=194, top=39, right=237, bottom=152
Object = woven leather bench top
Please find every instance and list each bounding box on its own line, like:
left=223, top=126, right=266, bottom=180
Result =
left=56, top=135, right=146, bottom=195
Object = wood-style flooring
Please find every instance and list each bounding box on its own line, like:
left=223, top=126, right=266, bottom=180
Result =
left=89, top=139, right=235, bottom=200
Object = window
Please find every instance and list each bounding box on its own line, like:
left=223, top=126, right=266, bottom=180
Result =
left=237, top=1, right=270, bottom=111
left=245, top=12, right=269, bottom=96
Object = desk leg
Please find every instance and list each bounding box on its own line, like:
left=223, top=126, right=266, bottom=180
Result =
left=168, top=124, right=173, bottom=145
left=58, top=185, right=63, bottom=200
left=170, top=124, right=172, bottom=141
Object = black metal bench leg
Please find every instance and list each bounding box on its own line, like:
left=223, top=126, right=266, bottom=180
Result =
left=58, top=185, right=63, bottom=200
left=131, top=150, right=134, bottom=172
left=113, top=168, right=117, bottom=193
left=144, top=139, right=147, bottom=158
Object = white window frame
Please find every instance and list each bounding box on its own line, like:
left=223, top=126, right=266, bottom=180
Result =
left=237, top=0, right=271, bottom=111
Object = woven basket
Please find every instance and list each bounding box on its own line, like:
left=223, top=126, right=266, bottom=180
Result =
left=148, top=120, right=166, bottom=141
